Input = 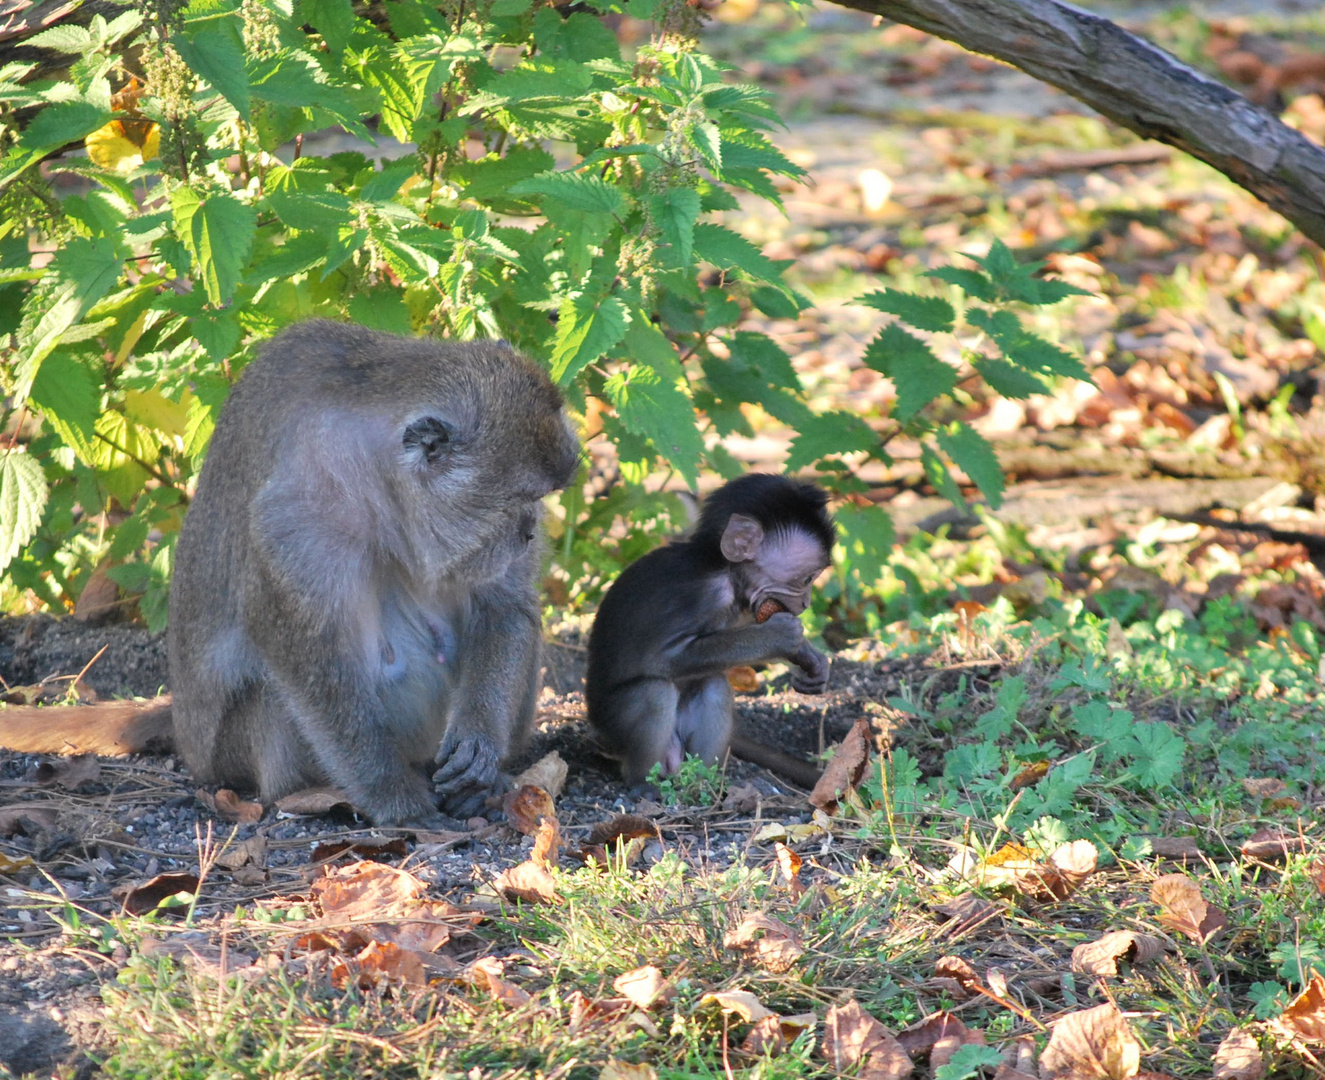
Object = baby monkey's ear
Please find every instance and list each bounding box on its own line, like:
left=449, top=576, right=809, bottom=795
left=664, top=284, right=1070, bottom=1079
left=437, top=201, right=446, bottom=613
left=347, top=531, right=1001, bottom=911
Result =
left=719, top=513, right=764, bottom=563
left=403, top=416, right=453, bottom=466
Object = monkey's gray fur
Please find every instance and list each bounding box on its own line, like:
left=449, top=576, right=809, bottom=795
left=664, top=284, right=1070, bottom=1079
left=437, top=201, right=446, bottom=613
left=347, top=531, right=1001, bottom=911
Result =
left=169, top=320, right=580, bottom=827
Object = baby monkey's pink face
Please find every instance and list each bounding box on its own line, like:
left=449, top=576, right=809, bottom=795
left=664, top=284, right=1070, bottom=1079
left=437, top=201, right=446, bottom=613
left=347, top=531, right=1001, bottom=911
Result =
left=743, top=527, right=831, bottom=616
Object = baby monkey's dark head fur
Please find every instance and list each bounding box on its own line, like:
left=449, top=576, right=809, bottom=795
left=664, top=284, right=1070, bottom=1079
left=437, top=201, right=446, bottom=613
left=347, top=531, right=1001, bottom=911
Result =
left=691, top=473, right=837, bottom=616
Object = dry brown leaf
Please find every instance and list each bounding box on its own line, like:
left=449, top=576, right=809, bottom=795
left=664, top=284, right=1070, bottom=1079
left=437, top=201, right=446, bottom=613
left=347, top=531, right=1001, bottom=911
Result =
left=1213, top=1027, right=1264, bottom=1080
left=312, top=861, right=427, bottom=919
left=1071, top=931, right=1166, bottom=976
left=1242, top=778, right=1288, bottom=799
left=723, top=913, right=806, bottom=973
left=822, top=999, right=912, bottom=1080
left=599, top=1061, right=658, bottom=1080
left=493, top=859, right=560, bottom=904
left=1039, top=1003, right=1141, bottom=1079
left=468, top=956, right=531, bottom=1007
left=114, top=872, right=201, bottom=916
left=932, top=1023, right=986, bottom=1070
left=774, top=841, right=805, bottom=897
left=566, top=991, right=633, bottom=1034
left=212, top=788, right=264, bottom=824
left=741, top=1013, right=816, bottom=1057
left=511, top=751, right=568, bottom=800
left=933, top=894, right=1002, bottom=935
left=35, top=755, right=101, bottom=789
left=613, top=965, right=673, bottom=1010
left=1240, top=827, right=1308, bottom=862
left=1271, top=972, right=1325, bottom=1045
left=1150, top=873, right=1227, bottom=944
left=531, top=816, right=561, bottom=869
left=352, top=939, right=426, bottom=989
left=1310, top=859, right=1325, bottom=898
left=700, top=989, right=774, bottom=1022
left=721, top=782, right=761, bottom=813
left=934, top=956, right=982, bottom=992
left=588, top=814, right=659, bottom=846
left=274, top=787, right=355, bottom=817
left=896, top=1011, right=980, bottom=1059
left=502, top=784, right=556, bottom=836
left=0, top=805, right=57, bottom=837
left=727, top=666, right=760, bottom=693
left=0, top=852, right=35, bottom=875
left=1145, top=837, right=1202, bottom=861
left=216, top=834, right=268, bottom=871
left=809, top=717, right=871, bottom=814
left=309, top=837, right=408, bottom=864
left=1010, top=760, right=1050, bottom=792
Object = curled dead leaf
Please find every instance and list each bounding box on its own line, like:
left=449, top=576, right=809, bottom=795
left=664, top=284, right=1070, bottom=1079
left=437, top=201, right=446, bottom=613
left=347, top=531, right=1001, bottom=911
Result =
left=588, top=814, right=659, bottom=847
left=822, top=999, right=912, bottom=1080
left=775, top=842, right=805, bottom=897
left=1142, top=836, right=1202, bottom=861
left=1241, top=778, right=1287, bottom=799
left=723, top=913, right=805, bottom=973
left=721, top=782, right=761, bottom=813
left=1071, top=931, right=1167, bottom=976
left=493, top=859, right=560, bottom=904
left=312, top=861, right=427, bottom=918
left=809, top=717, right=871, bottom=814
left=467, top=956, right=531, bottom=1008
left=531, top=816, right=561, bottom=869
left=211, top=788, right=264, bottom=824
left=1270, top=972, right=1325, bottom=1045
left=741, top=1012, right=817, bottom=1058
left=36, top=755, right=101, bottom=789
left=502, top=784, right=556, bottom=836
left=0, top=805, right=58, bottom=837
left=216, top=834, right=268, bottom=871
left=1240, top=827, right=1308, bottom=862
left=1213, top=1027, right=1264, bottom=1080
left=1150, top=873, right=1226, bottom=944
left=114, top=872, right=200, bottom=916
left=933, top=956, right=982, bottom=993
left=613, top=965, right=673, bottom=1011
left=511, top=751, right=568, bottom=800
left=896, top=1011, right=981, bottom=1059
left=599, top=1061, right=658, bottom=1080
left=700, top=989, right=774, bottom=1023
left=274, top=787, right=356, bottom=818
left=566, top=991, right=633, bottom=1034
left=932, top=894, right=1003, bottom=936
left=352, top=939, right=426, bottom=989
left=1039, top=1003, right=1141, bottom=1079
left=727, top=665, right=760, bottom=693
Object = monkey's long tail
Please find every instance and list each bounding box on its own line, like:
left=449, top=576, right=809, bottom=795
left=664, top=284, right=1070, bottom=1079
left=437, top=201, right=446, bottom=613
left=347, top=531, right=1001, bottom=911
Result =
left=0, top=696, right=173, bottom=757
left=729, top=732, right=823, bottom=789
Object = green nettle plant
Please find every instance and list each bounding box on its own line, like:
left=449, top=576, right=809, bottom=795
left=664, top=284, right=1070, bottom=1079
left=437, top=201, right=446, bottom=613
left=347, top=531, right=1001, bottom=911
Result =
left=0, top=0, right=1090, bottom=630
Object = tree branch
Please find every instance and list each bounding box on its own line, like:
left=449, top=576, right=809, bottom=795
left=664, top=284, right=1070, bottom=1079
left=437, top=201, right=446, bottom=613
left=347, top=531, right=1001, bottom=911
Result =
left=825, top=0, right=1325, bottom=247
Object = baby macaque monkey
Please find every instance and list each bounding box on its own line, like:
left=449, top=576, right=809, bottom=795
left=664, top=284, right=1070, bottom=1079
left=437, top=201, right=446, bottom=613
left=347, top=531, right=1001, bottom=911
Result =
left=586, top=473, right=835, bottom=785
left=169, top=320, right=580, bottom=827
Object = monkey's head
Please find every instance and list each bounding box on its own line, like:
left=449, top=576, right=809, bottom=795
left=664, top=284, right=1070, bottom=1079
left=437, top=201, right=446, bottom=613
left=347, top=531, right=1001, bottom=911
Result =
left=376, top=338, right=580, bottom=586
left=691, top=474, right=836, bottom=616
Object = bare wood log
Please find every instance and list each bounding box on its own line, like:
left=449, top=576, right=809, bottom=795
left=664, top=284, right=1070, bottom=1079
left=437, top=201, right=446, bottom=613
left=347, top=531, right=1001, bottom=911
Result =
left=0, top=695, right=173, bottom=756
left=824, top=0, right=1325, bottom=247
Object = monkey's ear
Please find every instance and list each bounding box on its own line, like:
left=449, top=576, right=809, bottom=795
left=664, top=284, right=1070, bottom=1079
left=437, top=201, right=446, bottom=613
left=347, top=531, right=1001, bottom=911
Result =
left=720, top=513, right=764, bottom=562
left=402, top=416, right=453, bottom=465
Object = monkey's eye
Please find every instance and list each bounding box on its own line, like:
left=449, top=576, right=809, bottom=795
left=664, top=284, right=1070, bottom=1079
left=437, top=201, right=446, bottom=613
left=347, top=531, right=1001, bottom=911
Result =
left=403, top=416, right=453, bottom=465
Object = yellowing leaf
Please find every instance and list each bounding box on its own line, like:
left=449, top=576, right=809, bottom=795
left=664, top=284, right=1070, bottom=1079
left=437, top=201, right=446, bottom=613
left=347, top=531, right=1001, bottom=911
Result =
left=123, top=389, right=189, bottom=441
left=86, top=118, right=160, bottom=172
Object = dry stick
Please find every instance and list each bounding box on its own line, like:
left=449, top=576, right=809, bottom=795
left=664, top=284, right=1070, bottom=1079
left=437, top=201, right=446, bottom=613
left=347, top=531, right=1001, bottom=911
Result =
left=823, top=0, right=1325, bottom=247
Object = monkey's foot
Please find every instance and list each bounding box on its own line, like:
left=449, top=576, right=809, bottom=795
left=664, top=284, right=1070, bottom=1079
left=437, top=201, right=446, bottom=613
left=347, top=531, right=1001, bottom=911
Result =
left=433, top=732, right=501, bottom=817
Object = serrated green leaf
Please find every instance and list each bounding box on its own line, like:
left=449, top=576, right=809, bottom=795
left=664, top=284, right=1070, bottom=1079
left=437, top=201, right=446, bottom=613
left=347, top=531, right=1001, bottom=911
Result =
left=1003, top=333, right=1090, bottom=382
left=176, top=13, right=249, bottom=118
left=688, top=120, right=721, bottom=172
left=508, top=170, right=626, bottom=216
left=171, top=187, right=255, bottom=305
left=267, top=188, right=354, bottom=231
left=0, top=451, right=48, bottom=572
left=750, top=285, right=804, bottom=318
left=936, top=421, right=1003, bottom=509
left=727, top=330, right=798, bottom=386
left=692, top=223, right=783, bottom=285
left=299, top=0, right=356, bottom=53
left=647, top=186, right=700, bottom=268
left=358, top=155, right=420, bottom=202
left=716, top=134, right=804, bottom=179
left=549, top=294, right=629, bottom=384
left=1032, top=277, right=1095, bottom=304
left=921, top=442, right=966, bottom=513
left=858, top=288, right=954, bottom=333
left=973, top=358, right=1050, bottom=399
left=926, top=265, right=996, bottom=302
left=13, top=236, right=122, bottom=398
left=604, top=363, right=702, bottom=485
left=835, top=502, right=894, bottom=590
left=785, top=410, right=878, bottom=470
left=863, top=323, right=955, bottom=422
left=701, top=355, right=813, bottom=429
left=184, top=374, right=230, bottom=463
left=29, top=348, right=101, bottom=463
left=19, top=100, right=110, bottom=151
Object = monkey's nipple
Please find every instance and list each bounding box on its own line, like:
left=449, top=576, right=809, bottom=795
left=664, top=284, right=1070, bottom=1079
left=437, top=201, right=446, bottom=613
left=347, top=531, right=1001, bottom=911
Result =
left=755, top=598, right=788, bottom=623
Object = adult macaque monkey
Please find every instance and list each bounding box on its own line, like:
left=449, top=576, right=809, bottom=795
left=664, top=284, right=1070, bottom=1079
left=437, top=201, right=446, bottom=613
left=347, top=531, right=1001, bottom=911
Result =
left=586, top=474, right=835, bottom=788
left=169, top=320, right=580, bottom=827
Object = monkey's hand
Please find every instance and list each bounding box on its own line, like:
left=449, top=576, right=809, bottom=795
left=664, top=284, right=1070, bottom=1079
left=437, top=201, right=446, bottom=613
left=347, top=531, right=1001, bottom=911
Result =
left=789, top=645, right=830, bottom=694
left=433, top=731, right=501, bottom=818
